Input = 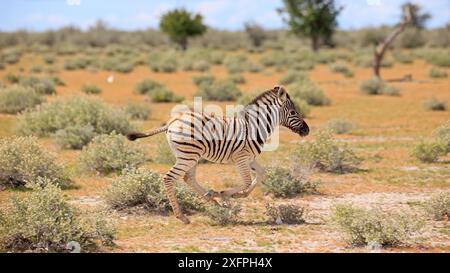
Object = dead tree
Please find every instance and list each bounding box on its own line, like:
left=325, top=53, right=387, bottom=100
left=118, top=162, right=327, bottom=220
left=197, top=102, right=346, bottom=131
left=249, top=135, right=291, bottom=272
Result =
left=373, top=5, right=412, bottom=78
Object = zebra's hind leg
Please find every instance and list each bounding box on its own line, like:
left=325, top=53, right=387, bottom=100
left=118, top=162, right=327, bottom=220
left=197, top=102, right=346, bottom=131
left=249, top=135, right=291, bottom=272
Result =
left=183, top=166, right=219, bottom=205
left=164, top=160, right=198, bottom=224
left=231, top=160, right=265, bottom=198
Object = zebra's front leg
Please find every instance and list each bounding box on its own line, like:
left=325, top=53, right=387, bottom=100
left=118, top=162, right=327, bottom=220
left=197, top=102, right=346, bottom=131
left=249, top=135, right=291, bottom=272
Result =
left=231, top=160, right=265, bottom=198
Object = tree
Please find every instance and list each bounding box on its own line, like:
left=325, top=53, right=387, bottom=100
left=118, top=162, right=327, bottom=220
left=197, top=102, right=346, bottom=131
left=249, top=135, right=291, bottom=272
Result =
left=278, top=0, right=342, bottom=51
left=372, top=4, right=414, bottom=78
left=159, top=9, right=207, bottom=50
left=244, top=22, right=267, bottom=47
left=401, top=2, right=431, bottom=29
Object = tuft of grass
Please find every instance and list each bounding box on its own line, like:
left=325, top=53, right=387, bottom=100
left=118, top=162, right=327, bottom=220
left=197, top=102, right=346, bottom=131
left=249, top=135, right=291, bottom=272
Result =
left=289, top=80, right=330, bottom=106
left=326, top=118, right=356, bottom=134
left=266, top=203, right=306, bottom=225
left=53, top=124, right=96, bottom=150
left=425, top=192, right=450, bottom=221
left=195, top=80, right=241, bottom=101
left=262, top=166, right=319, bottom=198
left=423, top=97, right=447, bottom=111
left=360, top=78, right=400, bottom=96
left=332, top=203, right=424, bottom=247
left=204, top=203, right=241, bottom=226
left=412, top=123, right=450, bottom=162
left=124, top=101, right=151, bottom=120
left=134, top=79, right=163, bottom=95
left=428, top=67, right=448, bottom=78
left=81, top=84, right=102, bottom=95
left=154, top=136, right=176, bottom=165
left=329, top=63, right=354, bottom=77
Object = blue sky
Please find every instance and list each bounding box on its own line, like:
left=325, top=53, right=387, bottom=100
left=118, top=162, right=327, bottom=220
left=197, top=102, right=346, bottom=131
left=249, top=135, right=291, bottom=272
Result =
left=1, top=0, right=449, bottom=31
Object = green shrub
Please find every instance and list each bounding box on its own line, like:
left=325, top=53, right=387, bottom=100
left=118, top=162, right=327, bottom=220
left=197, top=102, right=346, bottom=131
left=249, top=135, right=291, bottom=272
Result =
left=195, top=80, right=241, bottom=101
left=279, top=71, right=308, bottom=85
left=326, top=118, right=356, bottom=134
left=43, top=54, right=56, bottom=64
left=192, top=74, right=215, bottom=87
left=425, top=192, right=450, bottom=221
left=53, top=124, right=96, bottom=150
left=48, top=76, right=66, bottom=86
left=429, top=67, right=448, bottom=78
left=154, top=136, right=176, bottom=165
left=266, top=203, right=305, bottom=225
left=228, top=73, right=246, bottom=84
left=423, top=97, right=447, bottom=111
left=260, top=51, right=287, bottom=68
left=81, top=84, right=102, bottom=95
left=79, top=132, right=147, bottom=174
left=360, top=78, right=400, bottom=96
left=223, top=55, right=248, bottom=73
left=434, top=123, right=450, bottom=153
left=5, top=73, right=20, bottom=83
left=294, top=130, right=361, bottom=173
left=64, top=58, right=89, bottom=70
left=262, top=166, right=318, bottom=198
left=332, top=203, right=424, bottom=247
left=17, top=96, right=132, bottom=137
left=149, top=88, right=184, bottom=103
left=412, top=141, right=445, bottom=163
left=192, top=60, right=210, bottom=72
left=124, top=101, right=151, bottom=120
left=204, top=203, right=241, bottom=226
left=237, top=90, right=261, bottom=105
left=0, top=85, right=45, bottom=114
left=422, top=50, right=450, bottom=67
left=134, top=79, right=163, bottom=95
left=392, top=51, right=414, bottom=64
left=0, top=136, right=71, bottom=189
left=103, top=167, right=203, bottom=213
left=290, top=81, right=330, bottom=106
left=0, top=182, right=114, bottom=252
left=18, top=76, right=56, bottom=95
left=30, top=65, right=43, bottom=74
left=149, top=53, right=178, bottom=73
left=329, top=63, right=353, bottom=77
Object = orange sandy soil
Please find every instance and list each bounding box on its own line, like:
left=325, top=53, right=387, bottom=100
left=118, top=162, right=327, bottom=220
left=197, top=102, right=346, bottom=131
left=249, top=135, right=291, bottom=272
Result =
left=0, top=52, right=449, bottom=252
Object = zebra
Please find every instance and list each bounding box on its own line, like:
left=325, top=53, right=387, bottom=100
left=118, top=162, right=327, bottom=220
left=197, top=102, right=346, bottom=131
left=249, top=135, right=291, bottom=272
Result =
left=127, top=86, right=309, bottom=224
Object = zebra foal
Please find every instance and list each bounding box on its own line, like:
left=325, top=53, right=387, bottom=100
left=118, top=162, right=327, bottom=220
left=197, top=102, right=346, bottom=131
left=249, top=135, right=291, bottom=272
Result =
left=127, top=86, right=309, bottom=224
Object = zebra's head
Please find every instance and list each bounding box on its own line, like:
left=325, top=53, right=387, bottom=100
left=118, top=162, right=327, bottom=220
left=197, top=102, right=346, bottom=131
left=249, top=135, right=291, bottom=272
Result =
left=275, top=86, right=309, bottom=137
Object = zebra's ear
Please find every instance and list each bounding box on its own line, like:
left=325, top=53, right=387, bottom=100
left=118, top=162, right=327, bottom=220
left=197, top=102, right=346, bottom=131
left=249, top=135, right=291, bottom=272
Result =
left=275, top=85, right=287, bottom=102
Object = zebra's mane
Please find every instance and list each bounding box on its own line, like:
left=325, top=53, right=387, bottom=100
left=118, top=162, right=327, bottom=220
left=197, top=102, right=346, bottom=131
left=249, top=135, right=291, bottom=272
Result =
left=245, top=89, right=277, bottom=107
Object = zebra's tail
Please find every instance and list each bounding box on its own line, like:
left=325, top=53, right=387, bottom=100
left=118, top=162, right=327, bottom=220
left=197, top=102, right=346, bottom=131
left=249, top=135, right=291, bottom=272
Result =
left=126, top=125, right=168, bottom=141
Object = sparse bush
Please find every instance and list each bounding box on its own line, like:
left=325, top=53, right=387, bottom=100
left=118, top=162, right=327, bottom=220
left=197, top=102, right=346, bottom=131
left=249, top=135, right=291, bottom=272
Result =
left=104, top=167, right=202, bottom=213
left=48, top=76, right=66, bottom=86
left=81, top=84, right=102, bottom=95
left=149, top=53, right=178, bottom=73
left=192, top=60, right=210, bottom=72
left=204, top=203, right=241, bottom=226
left=228, top=73, right=245, bottom=84
left=266, top=203, right=305, bottom=225
left=332, top=203, right=424, bottom=247
left=260, top=51, right=287, bottom=68
left=17, top=96, right=132, bottom=137
left=195, top=80, right=241, bottom=101
left=30, top=65, right=43, bottom=74
left=398, top=28, right=425, bottom=48
left=326, top=118, right=356, bottom=134
left=134, top=79, right=163, bottom=95
left=64, top=58, right=89, bottom=70
left=18, top=76, right=56, bottom=95
left=428, top=67, right=448, bottom=78
left=53, top=124, right=96, bottom=150
left=0, top=85, right=45, bottom=114
left=423, top=97, right=447, bottom=111
left=360, top=78, right=400, bottom=96
left=434, top=123, right=450, bottom=153
left=279, top=70, right=308, bottom=85
left=294, top=130, right=361, bottom=173
left=262, top=166, right=318, bottom=198
left=124, top=101, right=151, bottom=120
left=192, top=74, right=215, bottom=87
left=5, top=73, right=20, bottom=83
left=425, top=192, right=450, bottom=221
left=290, top=81, right=330, bottom=106
left=79, top=132, right=146, bottom=174
left=412, top=141, right=445, bottom=163
left=43, top=54, right=56, bottom=64
left=223, top=55, right=248, bottom=73
left=0, top=136, right=71, bottom=189
left=422, top=50, right=450, bottom=67
left=392, top=51, right=414, bottom=64
left=0, top=182, right=114, bottom=252
left=149, top=88, right=184, bottom=103
left=329, top=63, right=353, bottom=77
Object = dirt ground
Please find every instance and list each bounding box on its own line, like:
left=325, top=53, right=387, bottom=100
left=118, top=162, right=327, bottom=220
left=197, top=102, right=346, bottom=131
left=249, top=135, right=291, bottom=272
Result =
left=0, top=52, right=449, bottom=252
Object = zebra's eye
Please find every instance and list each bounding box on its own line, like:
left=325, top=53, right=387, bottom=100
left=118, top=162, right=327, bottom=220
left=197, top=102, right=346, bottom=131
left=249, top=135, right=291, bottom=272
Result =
left=289, top=110, right=296, bottom=116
